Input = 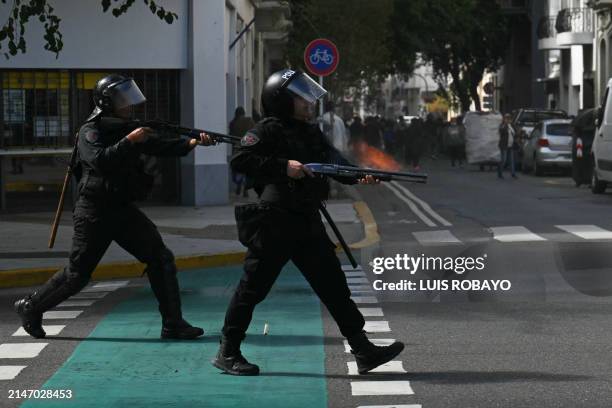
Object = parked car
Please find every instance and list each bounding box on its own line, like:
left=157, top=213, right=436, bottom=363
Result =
left=591, top=78, right=612, bottom=193
left=571, top=108, right=597, bottom=187
left=521, top=119, right=573, bottom=176
left=512, top=108, right=568, bottom=170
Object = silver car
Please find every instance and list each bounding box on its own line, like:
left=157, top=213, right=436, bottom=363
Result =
left=522, top=119, right=573, bottom=176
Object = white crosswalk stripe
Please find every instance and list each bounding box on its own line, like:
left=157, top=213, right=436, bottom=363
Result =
left=358, top=307, right=384, bottom=317
left=347, top=277, right=369, bottom=284
left=0, top=366, right=27, bottom=380
left=43, top=310, right=82, bottom=320
left=556, top=225, right=612, bottom=240
left=344, top=271, right=367, bottom=277
left=344, top=339, right=396, bottom=353
left=413, top=229, right=462, bottom=245
left=347, top=360, right=406, bottom=376
left=364, top=321, right=391, bottom=333
left=56, top=300, right=96, bottom=307
left=92, top=280, right=129, bottom=289
left=490, top=226, right=546, bottom=242
left=12, top=325, right=65, bottom=337
left=350, top=381, right=414, bottom=396
left=0, top=343, right=48, bottom=359
left=351, top=296, right=378, bottom=304
left=71, top=292, right=109, bottom=299
left=342, top=264, right=363, bottom=271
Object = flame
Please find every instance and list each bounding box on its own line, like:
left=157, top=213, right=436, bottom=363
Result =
left=353, top=141, right=402, bottom=172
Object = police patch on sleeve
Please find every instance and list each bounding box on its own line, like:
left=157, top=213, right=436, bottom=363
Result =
left=240, top=132, right=260, bottom=147
left=85, top=129, right=99, bottom=143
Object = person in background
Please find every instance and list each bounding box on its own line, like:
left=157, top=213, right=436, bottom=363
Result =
left=497, top=113, right=517, bottom=179
left=318, top=100, right=348, bottom=154
left=229, top=107, right=256, bottom=197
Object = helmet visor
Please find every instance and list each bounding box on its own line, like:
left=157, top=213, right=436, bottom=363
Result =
left=109, top=79, right=147, bottom=110
left=286, top=73, right=327, bottom=104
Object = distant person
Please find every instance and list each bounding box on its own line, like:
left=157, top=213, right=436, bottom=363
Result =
left=447, top=116, right=465, bottom=167
left=498, top=113, right=517, bottom=179
left=318, top=100, right=348, bottom=153
left=407, top=117, right=425, bottom=171
left=364, top=116, right=382, bottom=148
left=229, top=107, right=256, bottom=196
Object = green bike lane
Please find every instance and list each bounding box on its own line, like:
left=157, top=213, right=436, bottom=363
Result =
left=22, top=265, right=328, bottom=408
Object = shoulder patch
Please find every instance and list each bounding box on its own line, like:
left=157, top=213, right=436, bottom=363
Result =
left=241, top=132, right=260, bottom=147
left=85, top=129, right=99, bottom=143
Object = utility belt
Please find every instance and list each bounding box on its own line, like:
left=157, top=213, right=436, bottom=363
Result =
left=79, top=170, right=153, bottom=202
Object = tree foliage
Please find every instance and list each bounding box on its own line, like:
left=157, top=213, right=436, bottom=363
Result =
left=285, top=0, right=397, bottom=103
left=0, top=0, right=177, bottom=59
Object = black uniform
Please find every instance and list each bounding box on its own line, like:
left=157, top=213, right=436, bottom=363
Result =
left=221, top=117, right=365, bottom=342
left=24, top=118, right=195, bottom=330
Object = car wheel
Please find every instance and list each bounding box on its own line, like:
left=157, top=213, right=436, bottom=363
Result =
left=591, top=163, right=607, bottom=194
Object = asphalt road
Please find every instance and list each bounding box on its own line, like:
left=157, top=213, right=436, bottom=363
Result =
left=322, top=159, right=612, bottom=408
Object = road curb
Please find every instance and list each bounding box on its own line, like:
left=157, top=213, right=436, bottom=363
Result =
left=0, top=200, right=378, bottom=288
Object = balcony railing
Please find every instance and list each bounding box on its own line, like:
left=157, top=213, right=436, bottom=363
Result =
left=537, top=16, right=557, bottom=39
left=556, top=7, right=593, bottom=34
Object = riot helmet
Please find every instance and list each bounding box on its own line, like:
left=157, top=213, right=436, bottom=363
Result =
left=86, top=74, right=147, bottom=121
left=261, top=69, right=327, bottom=119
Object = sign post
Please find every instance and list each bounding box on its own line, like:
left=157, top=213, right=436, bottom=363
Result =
left=304, top=38, right=340, bottom=125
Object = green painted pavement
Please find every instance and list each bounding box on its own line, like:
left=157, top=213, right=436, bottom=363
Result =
left=22, top=265, right=328, bottom=408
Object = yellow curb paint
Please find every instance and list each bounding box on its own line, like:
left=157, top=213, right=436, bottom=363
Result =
left=0, top=252, right=246, bottom=288
left=6, top=182, right=62, bottom=193
left=350, top=201, right=380, bottom=249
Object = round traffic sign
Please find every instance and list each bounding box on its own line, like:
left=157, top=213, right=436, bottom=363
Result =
left=304, top=38, right=339, bottom=77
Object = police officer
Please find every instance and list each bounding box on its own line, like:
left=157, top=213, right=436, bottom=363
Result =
left=212, top=69, right=404, bottom=376
left=14, top=74, right=213, bottom=340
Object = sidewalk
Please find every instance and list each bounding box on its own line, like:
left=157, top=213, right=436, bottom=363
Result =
left=0, top=187, right=373, bottom=287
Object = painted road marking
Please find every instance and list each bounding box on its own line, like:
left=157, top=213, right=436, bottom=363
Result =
left=413, top=229, right=461, bottom=245
left=92, top=280, right=129, bottom=289
left=356, top=405, right=422, bottom=408
left=351, top=296, right=378, bottom=304
left=351, top=290, right=375, bottom=296
left=342, top=265, right=363, bottom=271
left=0, top=366, right=27, bottom=380
left=344, top=339, right=396, bottom=353
left=0, top=343, right=48, bottom=358
left=56, top=300, right=96, bottom=307
left=364, top=321, right=391, bottom=333
left=347, top=277, right=369, bottom=284
left=349, top=284, right=372, bottom=291
left=347, top=360, right=406, bottom=376
left=13, top=325, right=65, bottom=337
left=490, top=226, right=546, bottom=242
left=358, top=307, right=384, bottom=317
left=81, top=286, right=117, bottom=293
left=43, top=310, right=83, bottom=319
left=556, top=225, right=612, bottom=240
left=345, top=271, right=367, bottom=277
left=383, top=183, right=436, bottom=227
left=391, top=180, right=452, bottom=227
left=350, top=381, right=414, bottom=396
left=71, top=292, right=108, bottom=299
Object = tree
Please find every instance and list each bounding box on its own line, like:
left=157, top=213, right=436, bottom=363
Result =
left=392, top=0, right=510, bottom=112
left=285, top=0, right=402, bottom=106
left=0, top=0, right=177, bottom=59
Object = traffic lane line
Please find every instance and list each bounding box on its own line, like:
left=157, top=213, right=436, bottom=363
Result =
left=43, top=310, right=83, bottom=320
left=383, top=183, right=436, bottom=227
left=358, top=307, right=384, bottom=317
left=0, top=365, right=27, bottom=380
left=364, top=321, right=391, bottom=333
left=391, top=180, right=452, bottom=227
left=344, top=339, right=397, bottom=353
left=490, top=226, right=547, bottom=242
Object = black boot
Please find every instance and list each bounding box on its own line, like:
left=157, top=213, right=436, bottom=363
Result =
left=348, top=332, right=405, bottom=374
left=14, top=295, right=46, bottom=338
left=211, top=337, right=260, bottom=376
left=161, top=318, right=204, bottom=340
